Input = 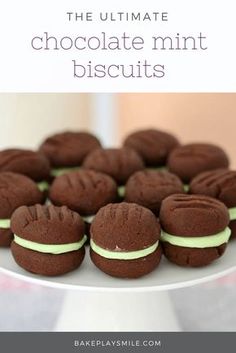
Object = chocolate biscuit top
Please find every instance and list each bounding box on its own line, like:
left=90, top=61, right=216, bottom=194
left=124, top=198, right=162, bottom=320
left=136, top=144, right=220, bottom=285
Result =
left=11, top=204, right=84, bottom=244
left=123, top=129, right=180, bottom=166
left=167, top=143, right=229, bottom=183
left=91, top=202, right=160, bottom=251
left=160, top=194, right=229, bottom=237
left=82, top=148, right=145, bottom=184
left=0, top=172, right=43, bottom=218
left=39, top=131, right=101, bottom=167
left=190, top=169, right=236, bottom=208
left=49, top=170, right=117, bottom=215
left=0, top=149, right=51, bottom=182
left=125, top=170, right=184, bottom=215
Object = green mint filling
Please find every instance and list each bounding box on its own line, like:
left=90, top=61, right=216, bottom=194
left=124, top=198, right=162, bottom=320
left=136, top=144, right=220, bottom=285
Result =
left=118, top=186, right=125, bottom=198
left=82, top=215, right=95, bottom=224
left=184, top=184, right=189, bottom=193
left=229, top=207, right=236, bottom=221
left=161, top=227, right=231, bottom=248
left=90, top=239, right=159, bottom=260
left=0, top=219, right=11, bottom=229
left=51, top=166, right=81, bottom=177
left=147, top=166, right=168, bottom=172
left=37, top=181, right=49, bottom=192
left=14, top=234, right=87, bottom=254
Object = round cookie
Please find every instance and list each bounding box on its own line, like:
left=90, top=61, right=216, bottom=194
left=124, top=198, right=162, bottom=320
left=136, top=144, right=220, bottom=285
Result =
left=167, top=143, right=229, bottom=184
left=190, top=169, right=236, bottom=239
left=11, top=204, right=86, bottom=276
left=39, top=131, right=101, bottom=177
left=90, top=202, right=162, bottom=278
left=0, top=149, right=51, bottom=194
left=159, top=194, right=230, bottom=267
left=125, top=170, right=184, bottom=215
left=49, top=170, right=118, bottom=237
left=0, top=172, right=44, bottom=247
left=82, top=148, right=145, bottom=198
left=123, top=129, right=180, bottom=167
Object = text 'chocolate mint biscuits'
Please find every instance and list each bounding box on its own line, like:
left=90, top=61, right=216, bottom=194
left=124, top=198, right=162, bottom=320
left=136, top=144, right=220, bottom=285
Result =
left=190, top=169, right=236, bottom=239
left=0, top=149, right=51, bottom=182
left=39, top=131, right=101, bottom=168
left=167, top=143, right=229, bottom=183
left=90, top=202, right=162, bottom=278
left=125, top=170, right=184, bottom=215
left=11, top=204, right=86, bottom=276
left=123, top=129, right=180, bottom=167
left=0, top=172, right=44, bottom=247
left=82, top=147, right=145, bottom=185
left=159, top=194, right=230, bottom=267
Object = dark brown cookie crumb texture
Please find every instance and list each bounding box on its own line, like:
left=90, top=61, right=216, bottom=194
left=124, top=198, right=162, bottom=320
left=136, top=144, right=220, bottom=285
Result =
left=39, top=131, right=101, bottom=167
left=190, top=170, right=236, bottom=241
left=190, top=169, right=236, bottom=208
left=49, top=170, right=118, bottom=215
left=123, top=129, right=180, bottom=166
left=167, top=143, right=229, bottom=183
left=90, top=246, right=162, bottom=278
left=11, top=242, right=85, bottom=276
left=11, top=204, right=85, bottom=244
left=0, top=229, right=13, bottom=247
left=84, top=222, right=91, bottom=243
left=0, top=149, right=51, bottom=182
left=91, top=202, right=160, bottom=251
left=229, top=220, right=236, bottom=240
left=162, top=242, right=226, bottom=267
left=160, top=194, right=229, bottom=237
left=0, top=172, right=44, bottom=219
left=82, top=148, right=145, bottom=184
left=125, top=170, right=184, bottom=215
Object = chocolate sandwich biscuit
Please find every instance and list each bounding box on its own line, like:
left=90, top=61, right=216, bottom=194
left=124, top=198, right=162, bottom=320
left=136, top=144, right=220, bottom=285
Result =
left=125, top=170, right=184, bottom=215
left=49, top=170, right=117, bottom=237
left=190, top=169, right=236, bottom=239
left=39, top=131, right=101, bottom=177
left=90, top=202, right=162, bottom=278
left=123, top=129, right=180, bottom=168
left=11, top=204, right=86, bottom=276
left=167, top=143, right=229, bottom=184
left=82, top=147, right=145, bottom=199
left=159, top=194, right=230, bottom=267
left=0, top=172, right=43, bottom=247
left=0, top=148, right=51, bottom=194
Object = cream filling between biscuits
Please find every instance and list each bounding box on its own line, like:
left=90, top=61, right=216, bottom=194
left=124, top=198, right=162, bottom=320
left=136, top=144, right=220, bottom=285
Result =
left=160, top=227, right=231, bottom=248
left=51, top=166, right=81, bottom=177
left=13, top=234, right=87, bottom=254
left=183, top=184, right=189, bottom=193
left=90, top=239, right=159, bottom=260
left=229, top=207, right=236, bottom=221
left=147, top=166, right=168, bottom=172
left=118, top=186, right=125, bottom=198
left=82, top=215, right=95, bottom=224
left=37, top=181, right=49, bottom=192
left=0, top=219, right=11, bottom=229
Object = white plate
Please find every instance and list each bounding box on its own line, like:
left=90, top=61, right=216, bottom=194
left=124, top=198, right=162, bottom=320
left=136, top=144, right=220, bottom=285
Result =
left=0, top=243, right=236, bottom=292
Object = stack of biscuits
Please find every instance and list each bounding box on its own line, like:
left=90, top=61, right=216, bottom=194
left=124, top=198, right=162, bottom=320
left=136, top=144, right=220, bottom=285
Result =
left=0, top=129, right=234, bottom=278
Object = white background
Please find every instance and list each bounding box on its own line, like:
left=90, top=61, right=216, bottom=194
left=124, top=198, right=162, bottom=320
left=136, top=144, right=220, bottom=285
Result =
left=0, top=0, right=235, bottom=92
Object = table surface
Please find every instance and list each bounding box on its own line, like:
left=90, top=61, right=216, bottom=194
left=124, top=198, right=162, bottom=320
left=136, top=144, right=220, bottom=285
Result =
left=0, top=242, right=236, bottom=292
